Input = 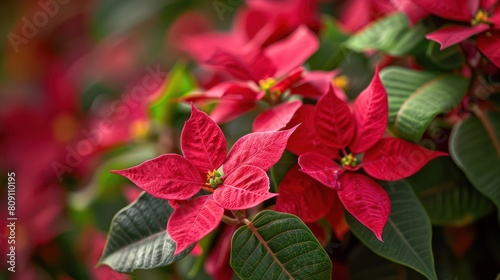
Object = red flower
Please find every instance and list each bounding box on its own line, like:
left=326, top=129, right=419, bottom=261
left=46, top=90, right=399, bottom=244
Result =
left=112, top=105, right=295, bottom=253
left=185, top=25, right=327, bottom=130
left=412, top=0, right=500, bottom=67
left=295, top=68, right=446, bottom=240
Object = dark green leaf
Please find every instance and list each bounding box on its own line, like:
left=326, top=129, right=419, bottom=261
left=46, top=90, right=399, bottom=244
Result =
left=408, top=157, right=493, bottom=225
left=99, top=192, right=193, bottom=272
left=231, top=210, right=332, bottom=280
left=346, top=181, right=437, bottom=280
left=425, top=41, right=465, bottom=70
left=450, top=112, right=500, bottom=216
left=380, top=66, right=468, bottom=141
left=344, top=13, right=427, bottom=56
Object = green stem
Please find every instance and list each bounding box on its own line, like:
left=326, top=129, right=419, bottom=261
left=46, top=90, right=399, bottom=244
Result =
left=221, top=215, right=240, bottom=226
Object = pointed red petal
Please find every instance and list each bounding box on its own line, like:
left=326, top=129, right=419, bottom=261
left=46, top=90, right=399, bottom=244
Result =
left=286, top=105, right=339, bottom=157
left=476, top=32, right=500, bottom=68
left=350, top=68, right=388, bottom=154
left=225, top=126, right=297, bottom=172
left=168, top=195, right=224, bottom=254
left=252, top=100, right=302, bottom=132
left=213, top=165, right=274, bottom=210
left=275, top=165, right=335, bottom=223
left=298, top=152, right=343, bottom=190
left=409, top=0, right=472, bottom=22
left=182, top=105, right=227, bottom=174
left=111, top=154, right=203, bottom=200
left=315, top=86, right=355, bottom=149
left=338, top=173, right=390, bottom=241
left=363, top=138, right=448, bottom=181
left=264, top=25, right=319, bottom=77
left=426, top=24, right=489, bottom=50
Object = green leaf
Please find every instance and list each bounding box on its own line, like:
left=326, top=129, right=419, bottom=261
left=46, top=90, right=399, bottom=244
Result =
left=346, top=181, right=437, bottom=280
left=450, top=112, right=500, bottom=216
left=307, top=16, right=350, bottom=70
left=425, top=41, right=465, bottom=70
left=99, top=192, right=193, bottom=272
left=149, top=62, right=196, bottom=126
left=380, top=66, right=468, bottom=141
left=408, top=157, right=493, bottom=225
left=230, top=210, right=332, bottom=280
left=344, top=13, right=427, bottom=56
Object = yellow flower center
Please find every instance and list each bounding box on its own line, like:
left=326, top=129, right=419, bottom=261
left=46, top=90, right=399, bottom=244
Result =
left=471, top=10, right=490, bottom=26
left=258, top=77, right=277, bottom=91
left=130, top=120, right=150, bottom=139
left=333, top=75, right=349, bottom=91
left=205, top=169, right=223, bottom=190
left=341, top=154, right=358, bottom=168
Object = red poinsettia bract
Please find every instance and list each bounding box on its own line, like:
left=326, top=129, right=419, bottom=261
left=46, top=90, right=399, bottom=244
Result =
left=412, top=0, right=500, bottom=67
left=296, top=69, right=447, bottom=240
left=112, top=105, right=295, bottom=254
left=184, top=25, right=340, bottom=132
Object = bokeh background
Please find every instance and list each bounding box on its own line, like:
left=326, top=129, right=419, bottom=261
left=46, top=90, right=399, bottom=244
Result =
left=0, top=1, right=246, bottom=279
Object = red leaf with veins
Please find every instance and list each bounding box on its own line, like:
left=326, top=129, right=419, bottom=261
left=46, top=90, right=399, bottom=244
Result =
left=286, top=105, right=339, bottom=157
left=362, top=138, right=448, bottom=181
left=264, top=25, right=319, bottom=78
left=253, top=100, right=302, bottom=132
left=298, top=152, right=343, bottom=190
left=338, top=173, right=390, bottom=241
left=315, top=86, right=355, bottom=149
left=477, top=32, right=500, bottom=69
left=224, top=126, right=297, bottom=172
left=275, top=165, right=335, bottom=223
left=168, top=195, right=224, bottom=254
left=213, top=165, right=275, bottom=210
left=426, top=24, right=489, bottom=50
left=182, top=105, right=227, bottom=174
left=111, top=154, right=203, bottom=200
left=409, top=0, right=472, bottom=22
left=350, top=68, right=388, bottom=154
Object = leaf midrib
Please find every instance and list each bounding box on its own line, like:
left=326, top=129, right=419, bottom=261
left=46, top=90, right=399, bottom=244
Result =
left=246, top=218, right=295, bottom=279
left=387, top=218, right=435, bottom=280
left=393, top=75, right=446, bottom=133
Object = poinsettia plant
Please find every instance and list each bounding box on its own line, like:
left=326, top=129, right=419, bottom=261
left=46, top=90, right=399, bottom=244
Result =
left=97, top=0, right=500, bottom=279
